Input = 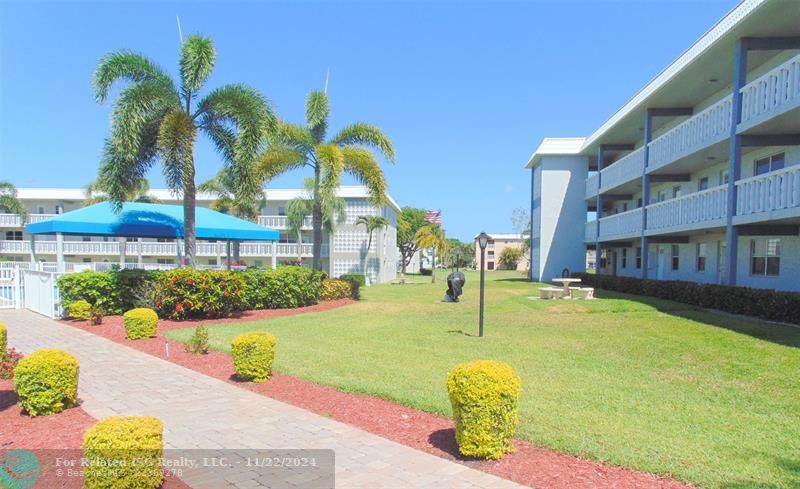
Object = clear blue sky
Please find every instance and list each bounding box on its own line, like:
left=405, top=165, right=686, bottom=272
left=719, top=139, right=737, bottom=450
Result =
left=0, top=0, right=736, bottom=241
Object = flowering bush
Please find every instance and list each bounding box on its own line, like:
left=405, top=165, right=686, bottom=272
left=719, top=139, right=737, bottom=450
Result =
left=150, top=268, right=246, bottom=320
left=0, top=347, right=24, bottom=380
left=320, top=279, right=354, bottom=301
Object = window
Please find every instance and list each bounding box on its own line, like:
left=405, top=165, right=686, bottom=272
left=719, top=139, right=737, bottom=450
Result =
left=719, top=170, right=729, bottom=186
left=671, top=245, right=680, bottom=271
left=157, top=258, right=175, bottom=265
left=278, top=206, right=286, bottom=216
left=487, top=250, right=495, bottom=257
left=622, top=202, right=628, bottom=212
left=635, top=247, right=642, bottom=269
left=750, top=239, right=780, bottom=276
left=82, top=236, right=91, bottom=242
left=637, top=198, right=643, bottom=208
left=82, top=258, right=92, bottom=263
left=207, top=259, right=217, bottom=266
left=487, top=261, right=494, bottom=270
left=600, top=249, right=608, bottom=269
left=754, top=153, right=785, bottom=176
left=621, top=248, right=627, bottom=268
left=37, top=207, right=45, bottom=214
left=698, top=178, right=709, bottom=191
left=696, top=242, right=707, bottom=272
left=55, top=205, right=64, bottom=215
left=672, top=186, right=682, bottom=198
left=5, top=231, right=22, bottom=241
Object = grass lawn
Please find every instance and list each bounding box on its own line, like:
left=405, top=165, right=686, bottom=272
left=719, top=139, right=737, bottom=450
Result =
left=166, top=270, right=800, bottom=489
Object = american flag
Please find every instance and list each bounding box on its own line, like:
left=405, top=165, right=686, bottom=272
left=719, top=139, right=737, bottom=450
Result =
left=425, top=209, right=442, bottom=224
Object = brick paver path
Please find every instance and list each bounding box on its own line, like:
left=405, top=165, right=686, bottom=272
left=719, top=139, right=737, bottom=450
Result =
left=2, top=310, right=526, bottom=489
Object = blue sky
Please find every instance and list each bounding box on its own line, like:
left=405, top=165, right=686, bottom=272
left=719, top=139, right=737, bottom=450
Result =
left=0, top=0, right=735, bottom=241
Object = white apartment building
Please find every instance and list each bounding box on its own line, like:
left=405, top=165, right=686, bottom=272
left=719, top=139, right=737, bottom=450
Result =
left=0, top=186, right=401, bottom=284
left=527, top=0, right=800, bottom=291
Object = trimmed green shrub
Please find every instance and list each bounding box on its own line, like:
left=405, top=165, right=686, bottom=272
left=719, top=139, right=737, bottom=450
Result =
left=572, top=273, right=800, bottom=325
left=14, top=349, right=79, bottom=416
left=115, top=269, right=156, bottom=312
left=0, top=321, right=5, bottom=360
left=420, top=268, right=432, bottom=276
left=67, top=300, right=93, bottom=320
left=185, top=325, right=210, bottom=355
left=242, top=267, right=324, bottom=310
left=447, top=360, right=521, bottom=459
left=320, top=278, right=354, bottom=301
left=57, top=271, right=119, bottom=314
left=231, top=332, right=276, bottom=382
left=150, top=268, right=246, bottom=320
left=339, top=273, right=366, bottom=287
left=83, top=416, right=164, bottom=489
left=123, top=308, right=158, bottom=340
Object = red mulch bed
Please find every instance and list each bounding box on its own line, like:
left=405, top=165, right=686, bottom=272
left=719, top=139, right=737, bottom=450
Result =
left=62, top=302, right=695, bottom=489
left=0, top=378, right=188, bottom=488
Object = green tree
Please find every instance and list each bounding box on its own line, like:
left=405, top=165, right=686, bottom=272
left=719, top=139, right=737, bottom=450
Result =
left=444, top=239, right=473, bottom=269
left=286, top=178, right=346, bottom=263
left=498, top=246, right=524, bottom=270
left=397, top=207, right=427, bottom=274
left=256, top=90, right=395, bottom=270
left=415, top=224, right=447, bottom=283
left=0, top=181, right=27, bottom=224
left=93, top=34, right=273, bottom=267
left=356, top=215, right=389, bottom=285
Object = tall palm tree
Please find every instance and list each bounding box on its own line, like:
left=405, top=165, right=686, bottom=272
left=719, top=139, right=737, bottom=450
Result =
left=256, top=90, right=395, bottom=270
left=286, top=177, right=345, bottom=263
left=356, top=215, right=388, bottom=285
left=0, top=181, right=27, bottom=224
left=93, top=34, right=274, bottom=267
left=415, top=224, right=447, bottom=283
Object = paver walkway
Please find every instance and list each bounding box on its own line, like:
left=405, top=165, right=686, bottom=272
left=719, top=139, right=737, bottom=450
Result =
left=2, top=310, right=526, bottom=489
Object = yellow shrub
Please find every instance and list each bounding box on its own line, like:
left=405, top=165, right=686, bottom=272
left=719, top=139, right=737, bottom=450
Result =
left=447, top=360, right=521, bottom=459
left=14, top=349, right=79, bottom=416
left=231, top=332, right=276, bottom=382
left=0, top=321, right=6, bottom=359
left=83, top=416, right=164, bottom=489
left=320, top=279, right=353, bottom=301
left=67, top=300, right=93, bottom=320
left=123, top=308, right=158, bottom=340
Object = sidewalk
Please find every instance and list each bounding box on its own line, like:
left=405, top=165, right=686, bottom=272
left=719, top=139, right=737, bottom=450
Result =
left=2, top=310, right=526, bottom=489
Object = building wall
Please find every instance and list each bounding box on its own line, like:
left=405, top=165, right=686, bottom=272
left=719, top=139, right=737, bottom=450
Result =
left=474, top=237, right=525, bottom=271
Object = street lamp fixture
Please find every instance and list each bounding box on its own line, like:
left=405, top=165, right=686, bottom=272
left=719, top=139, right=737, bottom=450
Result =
left=476, top=231, right=490, bottom=337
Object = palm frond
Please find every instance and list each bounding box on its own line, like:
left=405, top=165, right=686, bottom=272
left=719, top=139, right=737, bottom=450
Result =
left=306, top=90, right=329, bottom=144
left=93, top=51, right=175, bottom=103
left=340, top=147, right=388, bottom=206
left=179, top=35, right=216, bottom=95
left=255, top=145, right=307, bottom=184
left=331, top=122, right=396, bottom=163
left=158, top=109, right=197, bottom=190
left=316, top=144, right=344, bottom=195
left=273, top=121, right=315, bottom=155
left=109, top=80, right=179, bottom=162
left=0, top=182, right=27, bottom=222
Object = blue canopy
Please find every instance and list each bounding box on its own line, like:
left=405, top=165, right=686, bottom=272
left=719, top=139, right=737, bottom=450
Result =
left=25, top=202, right=279, bottom=241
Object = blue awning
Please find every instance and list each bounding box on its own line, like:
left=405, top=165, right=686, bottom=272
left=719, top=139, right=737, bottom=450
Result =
left=25, top=202, right=279, bottom=241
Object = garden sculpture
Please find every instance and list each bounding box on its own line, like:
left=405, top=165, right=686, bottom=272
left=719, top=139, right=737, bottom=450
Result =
left=444, top=271, right=466, bottom=302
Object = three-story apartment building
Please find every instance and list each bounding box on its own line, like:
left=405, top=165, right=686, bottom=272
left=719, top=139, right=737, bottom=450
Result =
left=0, top=186, right=401, bottom=284
left=527, top=0, right=800, bottom=291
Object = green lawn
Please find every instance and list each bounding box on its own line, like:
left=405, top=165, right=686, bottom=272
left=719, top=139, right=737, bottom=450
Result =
left=166, top=270, right=800, bottom=489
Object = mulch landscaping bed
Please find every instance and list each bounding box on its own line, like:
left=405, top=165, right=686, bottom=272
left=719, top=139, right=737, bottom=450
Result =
left=0, top=378, right=189, bottom=489
left=63, top=301, right=695, bottom=489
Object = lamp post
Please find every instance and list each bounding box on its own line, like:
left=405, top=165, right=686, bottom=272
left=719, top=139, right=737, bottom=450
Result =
left=476, top=231, right=489, bottom=337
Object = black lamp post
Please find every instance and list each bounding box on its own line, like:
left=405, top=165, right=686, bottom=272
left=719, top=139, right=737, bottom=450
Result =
left=476, top=231, right=490, bottom=337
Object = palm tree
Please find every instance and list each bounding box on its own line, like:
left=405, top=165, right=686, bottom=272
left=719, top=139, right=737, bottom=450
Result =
left=0, top=181, right=27, bottom=225
left=356, top=215, right=388, bottom=285
left=286, top=177, right=345, bottom=264
left=256, top=90, right=395, bottom=270
left=415, top=224, right=447, bottom=283
left=93, top=34, right=274, bottom=267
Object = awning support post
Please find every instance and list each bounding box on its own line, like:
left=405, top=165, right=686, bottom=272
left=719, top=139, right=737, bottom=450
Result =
left=271, top=240, right=277, bottom=270
left=226, top=240, right=232, bottom=270
left=56, top=233, right=65, bottom=273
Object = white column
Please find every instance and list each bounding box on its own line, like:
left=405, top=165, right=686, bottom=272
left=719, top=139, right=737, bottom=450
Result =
left=271, top=241, right=277, bottom=270
left=29, top=235, right=36, bottom=267
left=226, top=240, right=232, bottom=270
left=176, top=238, right=182, bottom=267
left=56, top=233, right=65, bottom=272
left=137, top=241, right=143, bottom=265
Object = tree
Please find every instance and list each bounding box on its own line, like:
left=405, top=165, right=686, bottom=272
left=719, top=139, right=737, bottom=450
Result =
left=444, top=238, right=473, bottom=269
left=356, top=215, right=388, bottom=285
left=286, top=178, right=345, bottom=263
left=498, top=246, right=524, bottom=270
left=397, top=207, right=427, bottom=274
left=93, top=34, right=273, bottom=267
left=0, top=182, right=27, bottom=224
left=415, top=224, right=447, bottom=283
left=511, top=207, right=531, bottom=267
left=256, top=90, right=395, bottom=270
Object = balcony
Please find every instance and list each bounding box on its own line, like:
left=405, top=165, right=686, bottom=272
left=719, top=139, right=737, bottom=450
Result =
left=735, top=165, right=800, bottom=224
left=647, top=95, right=732, bottom=172
left=585, top=174, right=599, bottom=199
left=646, top=185, right=728, bottom=234
left=600, top=147, right=645, bottom=192
left=0, top=214, right=56, bottom=227
left=598, top=208, right=642, bottom=241
left=739, top=53, right=800, bottom=132
left=257, top=215, right=313, bottom=230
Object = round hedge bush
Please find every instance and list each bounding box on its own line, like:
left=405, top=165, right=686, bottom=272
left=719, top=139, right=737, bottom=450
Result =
left=231, top=332, right=276, bottom=382
left=83, top=416, right=164, bottom=489
left=14, top=348, right=79, bottom=416
left=0, top=321, right=6, bottom=359
left=123, top=308, right=158, bottom=340
left=447, top=360, right=521, bottom=459
left=67, top=300, right=93, bottom=320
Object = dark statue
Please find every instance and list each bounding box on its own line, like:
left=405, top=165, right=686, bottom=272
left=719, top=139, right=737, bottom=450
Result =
left=443, top=271, right=466, bottom=302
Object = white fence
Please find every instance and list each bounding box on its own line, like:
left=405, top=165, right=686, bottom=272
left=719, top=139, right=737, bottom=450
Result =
left=740, top=53, right=800, bottom=127
left=736, top=165, right=800, bottom=217
left=598, top=208, right=643, bottom=240
left=22, top=270, right=60, bottom=319
left=646, top=185, right=728, bottom=232
left=600, top=147, right=645, bottom=192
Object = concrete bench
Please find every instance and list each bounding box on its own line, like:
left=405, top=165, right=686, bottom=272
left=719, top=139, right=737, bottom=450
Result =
left=539, top=287, right=563, bottom=299
left=570, top=287, right=594, bottom=299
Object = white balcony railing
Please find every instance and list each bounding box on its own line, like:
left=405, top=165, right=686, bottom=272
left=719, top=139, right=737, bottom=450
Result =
left=257, top=215, right=313, bottom=229
left=585, top=174, right=599, bottom=199
left=740, top=53, right=800, bottom=127
left=600, top=147, right=645, bottom=192
left=0, top=214, right=56, bottom=227
left=598, top=208, right=642, bottom=240
left=585, top=220, right=596, bottom=242
left=646, top=185, right=728, bottom=232
left=736, top=165, right=800, bottom=217
left=648, top=95, right=732, bottom=170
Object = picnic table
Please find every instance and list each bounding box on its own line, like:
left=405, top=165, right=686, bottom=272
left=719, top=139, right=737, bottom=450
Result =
left=552, top=277, right=581, bottom=296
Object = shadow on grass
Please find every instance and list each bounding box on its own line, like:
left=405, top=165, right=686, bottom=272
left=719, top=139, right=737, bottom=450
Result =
left=720, top=456, right=800, bottom=488
left=594, top=289, right=800, bottom=348
left=494, top=278, right=531, bottom=283
left=446, top=329, right=480, bottom=337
